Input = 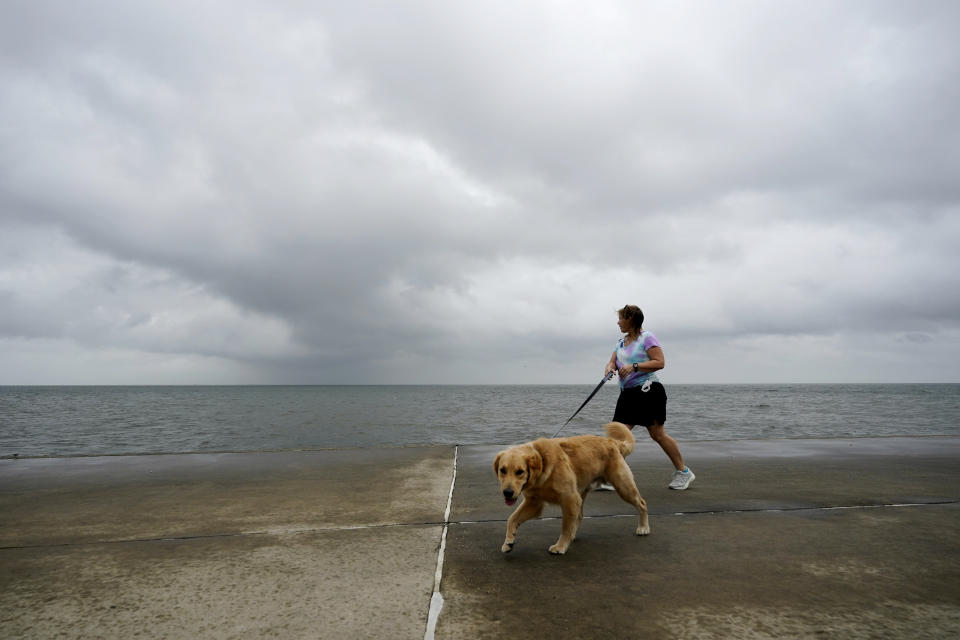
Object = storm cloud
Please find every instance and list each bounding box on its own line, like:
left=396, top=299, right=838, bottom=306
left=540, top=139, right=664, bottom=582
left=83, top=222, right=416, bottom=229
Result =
left=1, top=0, right=958, bottom=384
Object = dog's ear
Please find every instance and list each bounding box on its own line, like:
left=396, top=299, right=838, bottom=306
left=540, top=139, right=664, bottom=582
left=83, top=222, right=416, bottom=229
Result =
left=528, top=440, right=553, bottom=486
left=493, top=451, right=503, bottom=476
left=525, top=446, right=543, bottom=484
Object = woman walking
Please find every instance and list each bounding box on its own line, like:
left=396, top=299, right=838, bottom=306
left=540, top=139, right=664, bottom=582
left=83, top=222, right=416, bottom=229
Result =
left=603, top=304, right=695, bottom=490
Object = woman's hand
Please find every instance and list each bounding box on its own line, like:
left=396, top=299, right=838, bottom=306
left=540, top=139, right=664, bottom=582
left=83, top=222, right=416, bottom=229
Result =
left=604, top=354, right=617, bottom=377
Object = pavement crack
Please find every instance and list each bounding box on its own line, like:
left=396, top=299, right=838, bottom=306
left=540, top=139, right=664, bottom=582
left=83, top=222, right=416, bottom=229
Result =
left=0, top=520, right=450, bottom=551
left=660, top=500, right=960, bottom=517
left=442, top=499, right=960, bottom=526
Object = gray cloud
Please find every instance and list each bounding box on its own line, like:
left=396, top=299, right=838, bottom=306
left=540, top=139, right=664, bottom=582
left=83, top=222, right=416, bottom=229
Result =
left=1, top=0, right=958, bottom=384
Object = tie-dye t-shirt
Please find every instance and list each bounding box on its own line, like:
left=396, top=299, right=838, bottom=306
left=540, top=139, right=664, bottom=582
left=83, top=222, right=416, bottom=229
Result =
left=615, top=330, right=662, bottom=389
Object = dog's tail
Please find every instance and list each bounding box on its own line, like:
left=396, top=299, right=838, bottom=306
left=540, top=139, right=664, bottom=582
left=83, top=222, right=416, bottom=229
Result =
left=603, top=421, right=635, bottom=457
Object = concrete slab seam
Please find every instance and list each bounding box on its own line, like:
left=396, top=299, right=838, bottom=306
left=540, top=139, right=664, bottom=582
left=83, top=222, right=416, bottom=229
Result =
left=442, top=500, right=960, bottom=528
left=0, top=522, right=448, bottom=551
left=663, top=500, right=960, bottom=517
left=424, top=445, right=458, bottom=640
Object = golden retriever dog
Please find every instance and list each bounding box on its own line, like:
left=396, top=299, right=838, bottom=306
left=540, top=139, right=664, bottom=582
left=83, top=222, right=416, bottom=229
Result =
left=493, top=421, right=650, bottom=555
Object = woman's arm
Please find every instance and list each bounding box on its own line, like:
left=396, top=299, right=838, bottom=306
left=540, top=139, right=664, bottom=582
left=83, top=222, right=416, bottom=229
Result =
left=617, top=346, right=665, bottom=377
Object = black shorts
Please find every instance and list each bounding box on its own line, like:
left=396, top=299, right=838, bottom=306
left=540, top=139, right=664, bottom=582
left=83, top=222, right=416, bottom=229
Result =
left=613, top=382, right=667, bottom=427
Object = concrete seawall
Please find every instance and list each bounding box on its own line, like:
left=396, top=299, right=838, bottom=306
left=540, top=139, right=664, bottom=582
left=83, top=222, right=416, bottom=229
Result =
left=2, top=437, right=959, bottom=638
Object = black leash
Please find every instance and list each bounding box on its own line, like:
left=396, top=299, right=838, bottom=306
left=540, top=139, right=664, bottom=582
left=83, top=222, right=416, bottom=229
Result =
left=552, top=371, right=616, bottom=438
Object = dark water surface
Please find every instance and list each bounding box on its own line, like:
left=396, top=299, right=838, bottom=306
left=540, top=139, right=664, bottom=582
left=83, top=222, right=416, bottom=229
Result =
left=1, top=384, right=957, bottom=457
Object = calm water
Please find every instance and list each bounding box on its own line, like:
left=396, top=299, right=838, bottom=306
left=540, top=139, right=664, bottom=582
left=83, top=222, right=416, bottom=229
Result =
left=1, top=384, right=958, bottom=458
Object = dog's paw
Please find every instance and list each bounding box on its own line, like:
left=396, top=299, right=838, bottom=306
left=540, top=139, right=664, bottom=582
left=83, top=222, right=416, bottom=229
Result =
left=548, top=544, right=567, bottom=555
left=501, top=542, right=514, bottom=553
left=636, top=525, right=651, bottom=536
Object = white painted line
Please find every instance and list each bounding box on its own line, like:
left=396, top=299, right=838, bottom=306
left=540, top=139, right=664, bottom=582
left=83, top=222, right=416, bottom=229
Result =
left=424, top=445, right=458, bottom=640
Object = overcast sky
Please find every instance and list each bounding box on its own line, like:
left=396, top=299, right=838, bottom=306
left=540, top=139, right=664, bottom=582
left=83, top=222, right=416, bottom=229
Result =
left=1, top=1, right=958, bottom=385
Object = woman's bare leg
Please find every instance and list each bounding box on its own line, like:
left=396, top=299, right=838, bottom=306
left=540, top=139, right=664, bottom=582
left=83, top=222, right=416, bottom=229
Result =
left=646, top=422, right=685, bottom=471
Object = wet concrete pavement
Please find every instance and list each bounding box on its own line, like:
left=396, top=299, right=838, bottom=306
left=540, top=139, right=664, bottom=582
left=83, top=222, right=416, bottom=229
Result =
left=2, top=437, right=959, bottom=638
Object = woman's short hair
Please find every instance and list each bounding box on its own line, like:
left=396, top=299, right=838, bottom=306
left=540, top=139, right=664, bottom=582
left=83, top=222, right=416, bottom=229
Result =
left=617, top=305, right=644, bottom=333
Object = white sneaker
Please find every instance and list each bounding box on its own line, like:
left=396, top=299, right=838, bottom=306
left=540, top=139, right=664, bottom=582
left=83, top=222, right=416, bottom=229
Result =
left=590, top=480, right=616, bottom=491
left=669, top=468, right=695, bottom=490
